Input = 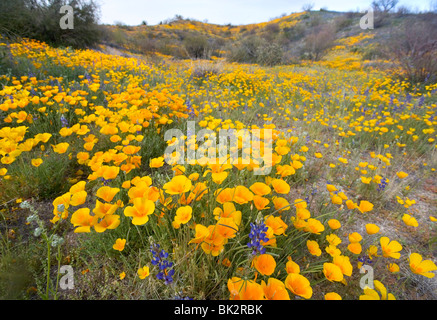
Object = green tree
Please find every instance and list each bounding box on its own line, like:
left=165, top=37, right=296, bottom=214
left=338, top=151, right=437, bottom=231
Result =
left=0, top=0, right=101, bottom=49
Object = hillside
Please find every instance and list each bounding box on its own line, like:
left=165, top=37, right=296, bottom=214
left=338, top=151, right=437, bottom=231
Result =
left=99, top=9, right=436, bottom=67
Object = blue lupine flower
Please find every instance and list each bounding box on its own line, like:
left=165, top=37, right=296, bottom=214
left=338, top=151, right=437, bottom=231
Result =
left=186, top=99, right=195, bottom=118
left=247, top=221, right=269, bottom=255
left=150, top=243, right=175, bottom=285
left=174, top=293, right=193, bottom=300
left=377, top=177, right=388, bottom=192
left=60, top=114, right=69, bottom=128
left=358, top=255, right=373, bottom=265
left=100, top=178, right=111, bottom=186
left=85, top=73, right=92, bottom=84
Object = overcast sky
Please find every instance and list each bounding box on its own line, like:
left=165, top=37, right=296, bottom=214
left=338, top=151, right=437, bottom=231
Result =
left=95, top=0, right=433, bottom=26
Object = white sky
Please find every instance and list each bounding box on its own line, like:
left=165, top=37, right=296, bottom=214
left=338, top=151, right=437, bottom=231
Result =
left=95, top=0, right=433, bottom=26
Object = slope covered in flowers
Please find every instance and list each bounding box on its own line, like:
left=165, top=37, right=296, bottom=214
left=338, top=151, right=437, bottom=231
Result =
left=0, top=35, right=436, bottom=300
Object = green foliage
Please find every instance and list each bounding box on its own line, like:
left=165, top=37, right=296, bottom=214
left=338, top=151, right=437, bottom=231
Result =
left=255, top=42, right=284, bottom=66
left=282, top=24, right=306, bottom=41
left=0, top=0, right=101, bottom=49
left=0, top=238, right=38, bottom=299
left=354, top=44, right=385, bottom=61
left=1, top=150, right=74, bottom=201
left=183, top=34, right=211, bottom=59
left=228, top=36, right=284, bottom=66
left=334, top=15, right=354, bottom=30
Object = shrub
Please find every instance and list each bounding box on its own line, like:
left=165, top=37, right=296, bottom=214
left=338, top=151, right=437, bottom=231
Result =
left=385, top=16, right=437, bottom=82
left=302, top=3, right=315, bottom=12
left=0, top=0, right=35, bottom=38
left=302, top=25, right=336, bottom=61
left=395, top=5, right=412, bottom=17
left=0, top=0, right=101, bottom=49
left=227, top=36, right=265, bottom=64
left=359, top=44, right=385, bottom=61
left=334, top=15, right=354, bottom=31
left=264, top=23, right=280, bottom=35
left=283, top=24, right=306, bottom=41
left=183, top=34, right=211, bottom=59
left=255, top=42, right=284, bottom=66
left=132, top=32, right=157, bottom=53
left=261, top=23, right=281, bottom=42
left=190, top=60, right=223, bottom=80
left=372, top=0, right=399, bottom=13
left=227, top=36, right=283, bottom=66
left=308, top=14, right=322, bottom=27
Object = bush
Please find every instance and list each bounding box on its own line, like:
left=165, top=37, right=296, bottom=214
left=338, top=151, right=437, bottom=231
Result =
left=255, top=42, right=284, bottom=66
left=227, top=36, right=284, bottom=66
left=0, top=0, right=101, bottom=49
left=334, top=15, right=354, bottom=31
left=302, top=25, right=336, bottom=61
left=264, top=23, right=280, bottom=34
left=132, top=32, right=157, bottom=53
left=308, top=14, right=322, bottom=27
left=358, top=44, right=385, bottom=61
left=373, top=11, right=389, bottom=28
left=372, top=0, right=399, bottom=13
left=183, top=34, right=211, bottom=59
left=190, top=60, right=223, bottom=80
left=0, top=0, right=35, bottom=38
left=283, top=24, right=306, bottom=41
left=227, top=36, right=264, bottom=64
left=260, top=23, right=281, bottom=42
left=395, top=5, right=412, bottom=17
left=385, top=16, right=437, bottom=82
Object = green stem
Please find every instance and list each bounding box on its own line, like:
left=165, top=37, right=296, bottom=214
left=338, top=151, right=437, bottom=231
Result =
left=135, top=225, right=146, bottom=247
left=54, top=245, right=62, bottom=300
left=46, top=236, right=51, bottom=299
left=311, top=277, right=327, bottom=286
